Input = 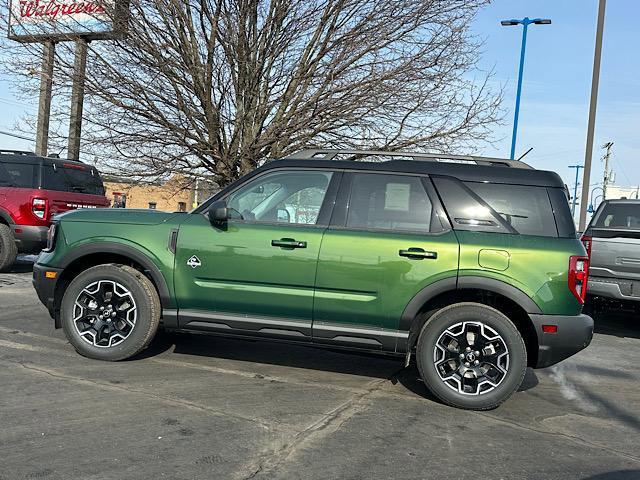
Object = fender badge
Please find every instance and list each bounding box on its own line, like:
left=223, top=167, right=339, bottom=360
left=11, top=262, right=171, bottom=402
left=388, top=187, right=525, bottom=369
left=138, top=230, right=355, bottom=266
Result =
left=186, top=255, right=202, bottom=269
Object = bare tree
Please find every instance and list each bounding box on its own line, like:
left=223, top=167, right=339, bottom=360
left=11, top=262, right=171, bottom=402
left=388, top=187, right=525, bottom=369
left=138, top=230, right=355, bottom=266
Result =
left=1, top=0, right=501, bottom=186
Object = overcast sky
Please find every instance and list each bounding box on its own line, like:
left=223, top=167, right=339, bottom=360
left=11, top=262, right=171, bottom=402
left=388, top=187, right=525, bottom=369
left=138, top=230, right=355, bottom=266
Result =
left=1, top=0, right=638, bottom=199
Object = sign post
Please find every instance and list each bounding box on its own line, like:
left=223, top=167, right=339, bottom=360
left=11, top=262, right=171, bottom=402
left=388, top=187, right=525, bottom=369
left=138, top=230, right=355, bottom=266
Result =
left=7, top=1, right=128, bottom=160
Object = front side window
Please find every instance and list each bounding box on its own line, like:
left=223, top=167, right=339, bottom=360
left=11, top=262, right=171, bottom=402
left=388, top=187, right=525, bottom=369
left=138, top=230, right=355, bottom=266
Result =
left=227, top=170, right=333, bottom=225
left=346, top=173, right=438, bottom=233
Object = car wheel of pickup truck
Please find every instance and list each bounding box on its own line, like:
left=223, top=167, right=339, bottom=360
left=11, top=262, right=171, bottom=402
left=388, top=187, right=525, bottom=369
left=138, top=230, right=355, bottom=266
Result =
left=60, top=264, right=161, bottom=361
left=0, top=224, right=17, bottom=272
left=416, top=303, right=527, bottom=410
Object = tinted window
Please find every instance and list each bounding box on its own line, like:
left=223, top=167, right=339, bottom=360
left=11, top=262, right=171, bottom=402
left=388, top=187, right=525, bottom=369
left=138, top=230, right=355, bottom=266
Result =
left=594, top=203, right=640, bottom=229
left=346, top=174, right=438, bottom=233
left=227, top=170, right=333, bottom=225
left=0, top=162, right=35, bottom=188
left=41, top=164, right=105, bottom=195
left=465, top=182, right=558, bottom=237
left=433, top=177, right=559, bottom=237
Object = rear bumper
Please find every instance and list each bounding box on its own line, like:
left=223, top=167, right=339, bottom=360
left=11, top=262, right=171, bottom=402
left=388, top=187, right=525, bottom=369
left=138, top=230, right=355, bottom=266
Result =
left=588, top=276, right=640, bottom=302
left=32, top=263, right=62, bottom=324
left=12, top=225, right=48, bottom=254
left=529, top=313, right=594, bottom=369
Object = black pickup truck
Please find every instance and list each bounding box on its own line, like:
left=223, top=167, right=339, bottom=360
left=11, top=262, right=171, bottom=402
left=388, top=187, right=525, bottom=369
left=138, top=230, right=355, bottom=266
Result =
left=583, top=199, right=640, bottom=308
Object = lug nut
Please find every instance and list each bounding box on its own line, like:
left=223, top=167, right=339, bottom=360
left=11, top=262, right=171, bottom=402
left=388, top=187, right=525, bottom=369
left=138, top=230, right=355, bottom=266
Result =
left=111, top=312, right=116, bottom=318
left=100, top=306, right=104, bottom=311
left=474, top=360, right=479, bottom=365
left=474, top=351, right=480, bottom=356
left=459, top=353, right=465, bottom=359
left=466, top=347, right=471, bottom=352
left=464, top=362, right=470, bottom=367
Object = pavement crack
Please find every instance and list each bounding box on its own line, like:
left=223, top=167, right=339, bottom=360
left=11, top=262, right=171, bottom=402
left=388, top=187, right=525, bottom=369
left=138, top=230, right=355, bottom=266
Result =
left=1, top=358, right=280, bottom=432
left=478, top=412, right=640, bottom=464
left=239, top=367, right=405, bottom=480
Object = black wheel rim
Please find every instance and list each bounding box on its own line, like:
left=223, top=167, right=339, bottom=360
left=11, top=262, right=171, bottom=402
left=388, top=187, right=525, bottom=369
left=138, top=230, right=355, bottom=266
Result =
left=73, top=280, right=137, bottom=348
left=433, top=321, right=509, bottom=396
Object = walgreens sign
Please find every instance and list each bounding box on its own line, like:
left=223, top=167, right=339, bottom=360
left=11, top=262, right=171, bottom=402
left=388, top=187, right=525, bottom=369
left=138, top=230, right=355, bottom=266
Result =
left=8, top=1, right=127, bottom=41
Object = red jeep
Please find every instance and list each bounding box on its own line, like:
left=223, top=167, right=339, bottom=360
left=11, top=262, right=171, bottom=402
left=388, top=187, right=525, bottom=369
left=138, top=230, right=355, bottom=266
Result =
left=0, top=150, right=110, bottom=271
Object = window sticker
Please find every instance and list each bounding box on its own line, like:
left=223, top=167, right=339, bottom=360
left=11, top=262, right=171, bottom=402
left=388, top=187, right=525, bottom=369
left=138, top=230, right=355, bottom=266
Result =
left=384, top=183, right=411, bottom=211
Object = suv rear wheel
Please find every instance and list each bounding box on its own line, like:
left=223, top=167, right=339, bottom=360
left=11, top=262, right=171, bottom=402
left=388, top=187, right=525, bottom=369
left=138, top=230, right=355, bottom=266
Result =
left=0, top=224, right=17, bottom=272
left=60, top=264, right=161, bottom=361
left=416, top=302, right=527, bottom=410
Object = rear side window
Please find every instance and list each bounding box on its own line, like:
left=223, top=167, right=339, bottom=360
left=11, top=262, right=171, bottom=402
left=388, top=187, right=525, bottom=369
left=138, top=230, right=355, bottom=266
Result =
left=346, top=173, right=442, bottom=233
left=41, top=164, right=105, bottom=195
left=594, top=203, right=640, bottom=229
left=433, top=177, right=559, bottom=237
left=0, top=162, right=35, bottom=188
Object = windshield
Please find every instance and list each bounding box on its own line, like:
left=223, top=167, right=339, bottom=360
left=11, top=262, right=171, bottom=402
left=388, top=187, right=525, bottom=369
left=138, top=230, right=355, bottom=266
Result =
left=41, top=164, right=105, bottom=195
left=0, top=161, right=36, bottom=188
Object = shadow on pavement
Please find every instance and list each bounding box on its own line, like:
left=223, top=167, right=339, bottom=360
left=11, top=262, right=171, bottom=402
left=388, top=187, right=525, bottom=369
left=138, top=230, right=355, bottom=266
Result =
left=10, top=255, right=36, bottom=274
left=581, top=471, right=640, bottom=480
left=592, top=310, right=640, bottom=340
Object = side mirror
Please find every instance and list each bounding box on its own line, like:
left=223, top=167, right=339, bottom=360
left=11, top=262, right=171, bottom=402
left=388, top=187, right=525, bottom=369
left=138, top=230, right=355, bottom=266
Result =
left=206, top=200, right=229, bottom=225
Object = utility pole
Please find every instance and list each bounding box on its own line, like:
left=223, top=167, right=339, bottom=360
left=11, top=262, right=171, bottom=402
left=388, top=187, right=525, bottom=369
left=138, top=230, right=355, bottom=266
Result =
left=601, top=142, right=614, bottom=200
left=579, top=0, right=607, bottom=230
left=35, top=41, right=55, bottom=156
left=67, top=38, right=89, bottom=161
left=568, top=165, right=584, bottom=217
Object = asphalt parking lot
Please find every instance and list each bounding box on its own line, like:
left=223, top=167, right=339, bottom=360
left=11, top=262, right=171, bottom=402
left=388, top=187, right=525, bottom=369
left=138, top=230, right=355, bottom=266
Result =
left=1, top=257, right=639, bottom=480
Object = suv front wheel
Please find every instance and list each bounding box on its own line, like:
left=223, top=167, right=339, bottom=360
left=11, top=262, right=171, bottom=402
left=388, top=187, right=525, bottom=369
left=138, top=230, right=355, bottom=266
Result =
left=416, top=302, right=527, bottom=410
left=61, top=264, right=161, bottom=361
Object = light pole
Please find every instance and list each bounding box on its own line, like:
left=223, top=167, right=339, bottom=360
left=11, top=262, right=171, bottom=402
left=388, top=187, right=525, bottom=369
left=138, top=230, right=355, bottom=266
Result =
left=501, top=17, right=551, bottom=159
left=568, top=164, right=584, bottom=216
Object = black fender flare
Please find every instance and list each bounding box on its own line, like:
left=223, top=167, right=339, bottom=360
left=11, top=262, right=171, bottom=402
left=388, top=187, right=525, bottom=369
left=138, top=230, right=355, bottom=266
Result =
left=58, top=242, right=173, bottom=309
left=399, top=276, right=542, bottom=332
left=0, top=207, right=14, bottom=226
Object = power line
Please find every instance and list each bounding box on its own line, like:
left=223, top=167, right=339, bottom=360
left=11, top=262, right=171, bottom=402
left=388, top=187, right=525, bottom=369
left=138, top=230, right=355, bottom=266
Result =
left=0, top=129, right=33, bottom=142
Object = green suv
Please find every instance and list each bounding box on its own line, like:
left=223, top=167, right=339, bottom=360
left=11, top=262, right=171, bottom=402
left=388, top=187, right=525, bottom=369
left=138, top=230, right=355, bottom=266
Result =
left=33, top=150, right=593, bottom=410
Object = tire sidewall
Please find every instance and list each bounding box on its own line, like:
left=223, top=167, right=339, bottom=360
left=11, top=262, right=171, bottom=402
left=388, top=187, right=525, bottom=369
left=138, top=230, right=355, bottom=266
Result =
left=0, top=224, right=17, bottom=272
left=61, top=264, right=156, bottom=361
left=417, top=303, right=527, bottom=410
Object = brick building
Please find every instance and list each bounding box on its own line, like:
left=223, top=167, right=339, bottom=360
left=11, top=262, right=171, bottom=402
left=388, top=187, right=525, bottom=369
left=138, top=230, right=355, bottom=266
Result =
left=103, top=175, right=216, bottom=212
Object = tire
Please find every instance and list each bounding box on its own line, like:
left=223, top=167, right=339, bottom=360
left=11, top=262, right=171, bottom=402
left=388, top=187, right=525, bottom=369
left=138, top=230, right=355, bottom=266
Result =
left=60, top=264, right=161, bottom=361
left=0, top=224, right=18, bottom=273
left=416, top=302, right=527, bottom=410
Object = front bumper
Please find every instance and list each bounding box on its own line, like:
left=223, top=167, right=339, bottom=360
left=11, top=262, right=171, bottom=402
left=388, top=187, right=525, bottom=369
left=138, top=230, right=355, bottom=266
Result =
left=33, top=263, right=62, bottom=326
left=529, top=313, right=594, bottom=368
left=588, top=276, right=640, bottom=302
left=13, top=225, right=48, bottom=254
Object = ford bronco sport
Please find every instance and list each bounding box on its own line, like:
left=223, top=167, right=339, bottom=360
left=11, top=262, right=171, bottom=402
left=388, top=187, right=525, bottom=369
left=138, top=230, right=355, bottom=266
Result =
left=0, top=150, right=109, bottom=271
left=33, top=150, right=593, bottom=410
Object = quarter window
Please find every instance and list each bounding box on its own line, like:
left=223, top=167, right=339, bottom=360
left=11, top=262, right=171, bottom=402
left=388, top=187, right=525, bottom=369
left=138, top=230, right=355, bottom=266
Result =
left=346, top=174, right=438, bottom=233
left=227, top=170, right=333, bottom=225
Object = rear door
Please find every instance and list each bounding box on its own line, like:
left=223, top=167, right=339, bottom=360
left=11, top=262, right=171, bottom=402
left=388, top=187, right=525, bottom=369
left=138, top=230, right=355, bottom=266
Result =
left=312, top=172, right=459, bottom=350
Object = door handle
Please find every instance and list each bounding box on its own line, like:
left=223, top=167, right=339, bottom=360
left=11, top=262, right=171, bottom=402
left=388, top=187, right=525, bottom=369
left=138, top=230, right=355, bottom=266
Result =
left=399, top=248, right=437, bottom=260
left=271, top=238, right=307, bottom=249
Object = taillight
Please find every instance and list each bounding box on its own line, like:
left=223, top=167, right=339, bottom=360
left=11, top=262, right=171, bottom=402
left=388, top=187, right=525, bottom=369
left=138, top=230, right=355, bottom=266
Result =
left=580, top=234, right=592, bottom=258
left=32, top=198, right=48, bottom=219
left=569, top=255, right=590, bottom=304
left=45, top=223, right=57, bottom=251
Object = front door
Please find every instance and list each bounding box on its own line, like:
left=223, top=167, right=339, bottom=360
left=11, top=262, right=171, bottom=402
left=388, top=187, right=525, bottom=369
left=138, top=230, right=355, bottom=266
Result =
left=174, top=168, right=337, bottom=340
left=313, top=172, right=459, bottom=350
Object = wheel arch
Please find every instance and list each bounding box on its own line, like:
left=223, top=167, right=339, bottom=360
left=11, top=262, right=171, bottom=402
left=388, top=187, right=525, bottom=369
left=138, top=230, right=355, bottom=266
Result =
left=53, top=242, right=173, bottom=328
left=401, top=277, right=541, bottom=367
left=0, top=207, right=14, bottom=226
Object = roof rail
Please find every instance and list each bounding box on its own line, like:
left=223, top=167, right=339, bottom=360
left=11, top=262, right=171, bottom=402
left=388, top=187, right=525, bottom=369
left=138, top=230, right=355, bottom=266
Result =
left=285, top=149, right=532, bottom=169
left=0, top=149, right=35, bottom=156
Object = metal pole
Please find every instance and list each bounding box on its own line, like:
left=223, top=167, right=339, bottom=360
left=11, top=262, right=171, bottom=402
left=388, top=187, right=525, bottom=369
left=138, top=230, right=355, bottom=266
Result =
left=602, top=142, right=613, bottom=200
left=35, top=41, right=55, bottom=156
left=569, top=165, right=584, bottom=216
left=579, top=0, right=607, bottom=230
left=67, top=38, right=88, bottom=161
left=510, top=20, right=529, bottom=160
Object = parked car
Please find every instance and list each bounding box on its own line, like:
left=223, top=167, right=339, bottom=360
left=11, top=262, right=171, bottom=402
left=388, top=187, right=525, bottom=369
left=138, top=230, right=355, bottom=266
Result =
left=0, top=150, right=110, bottom=271
left=583, top=199, right=640, bottom=309
left=32, top=149, right=593, bottom=410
